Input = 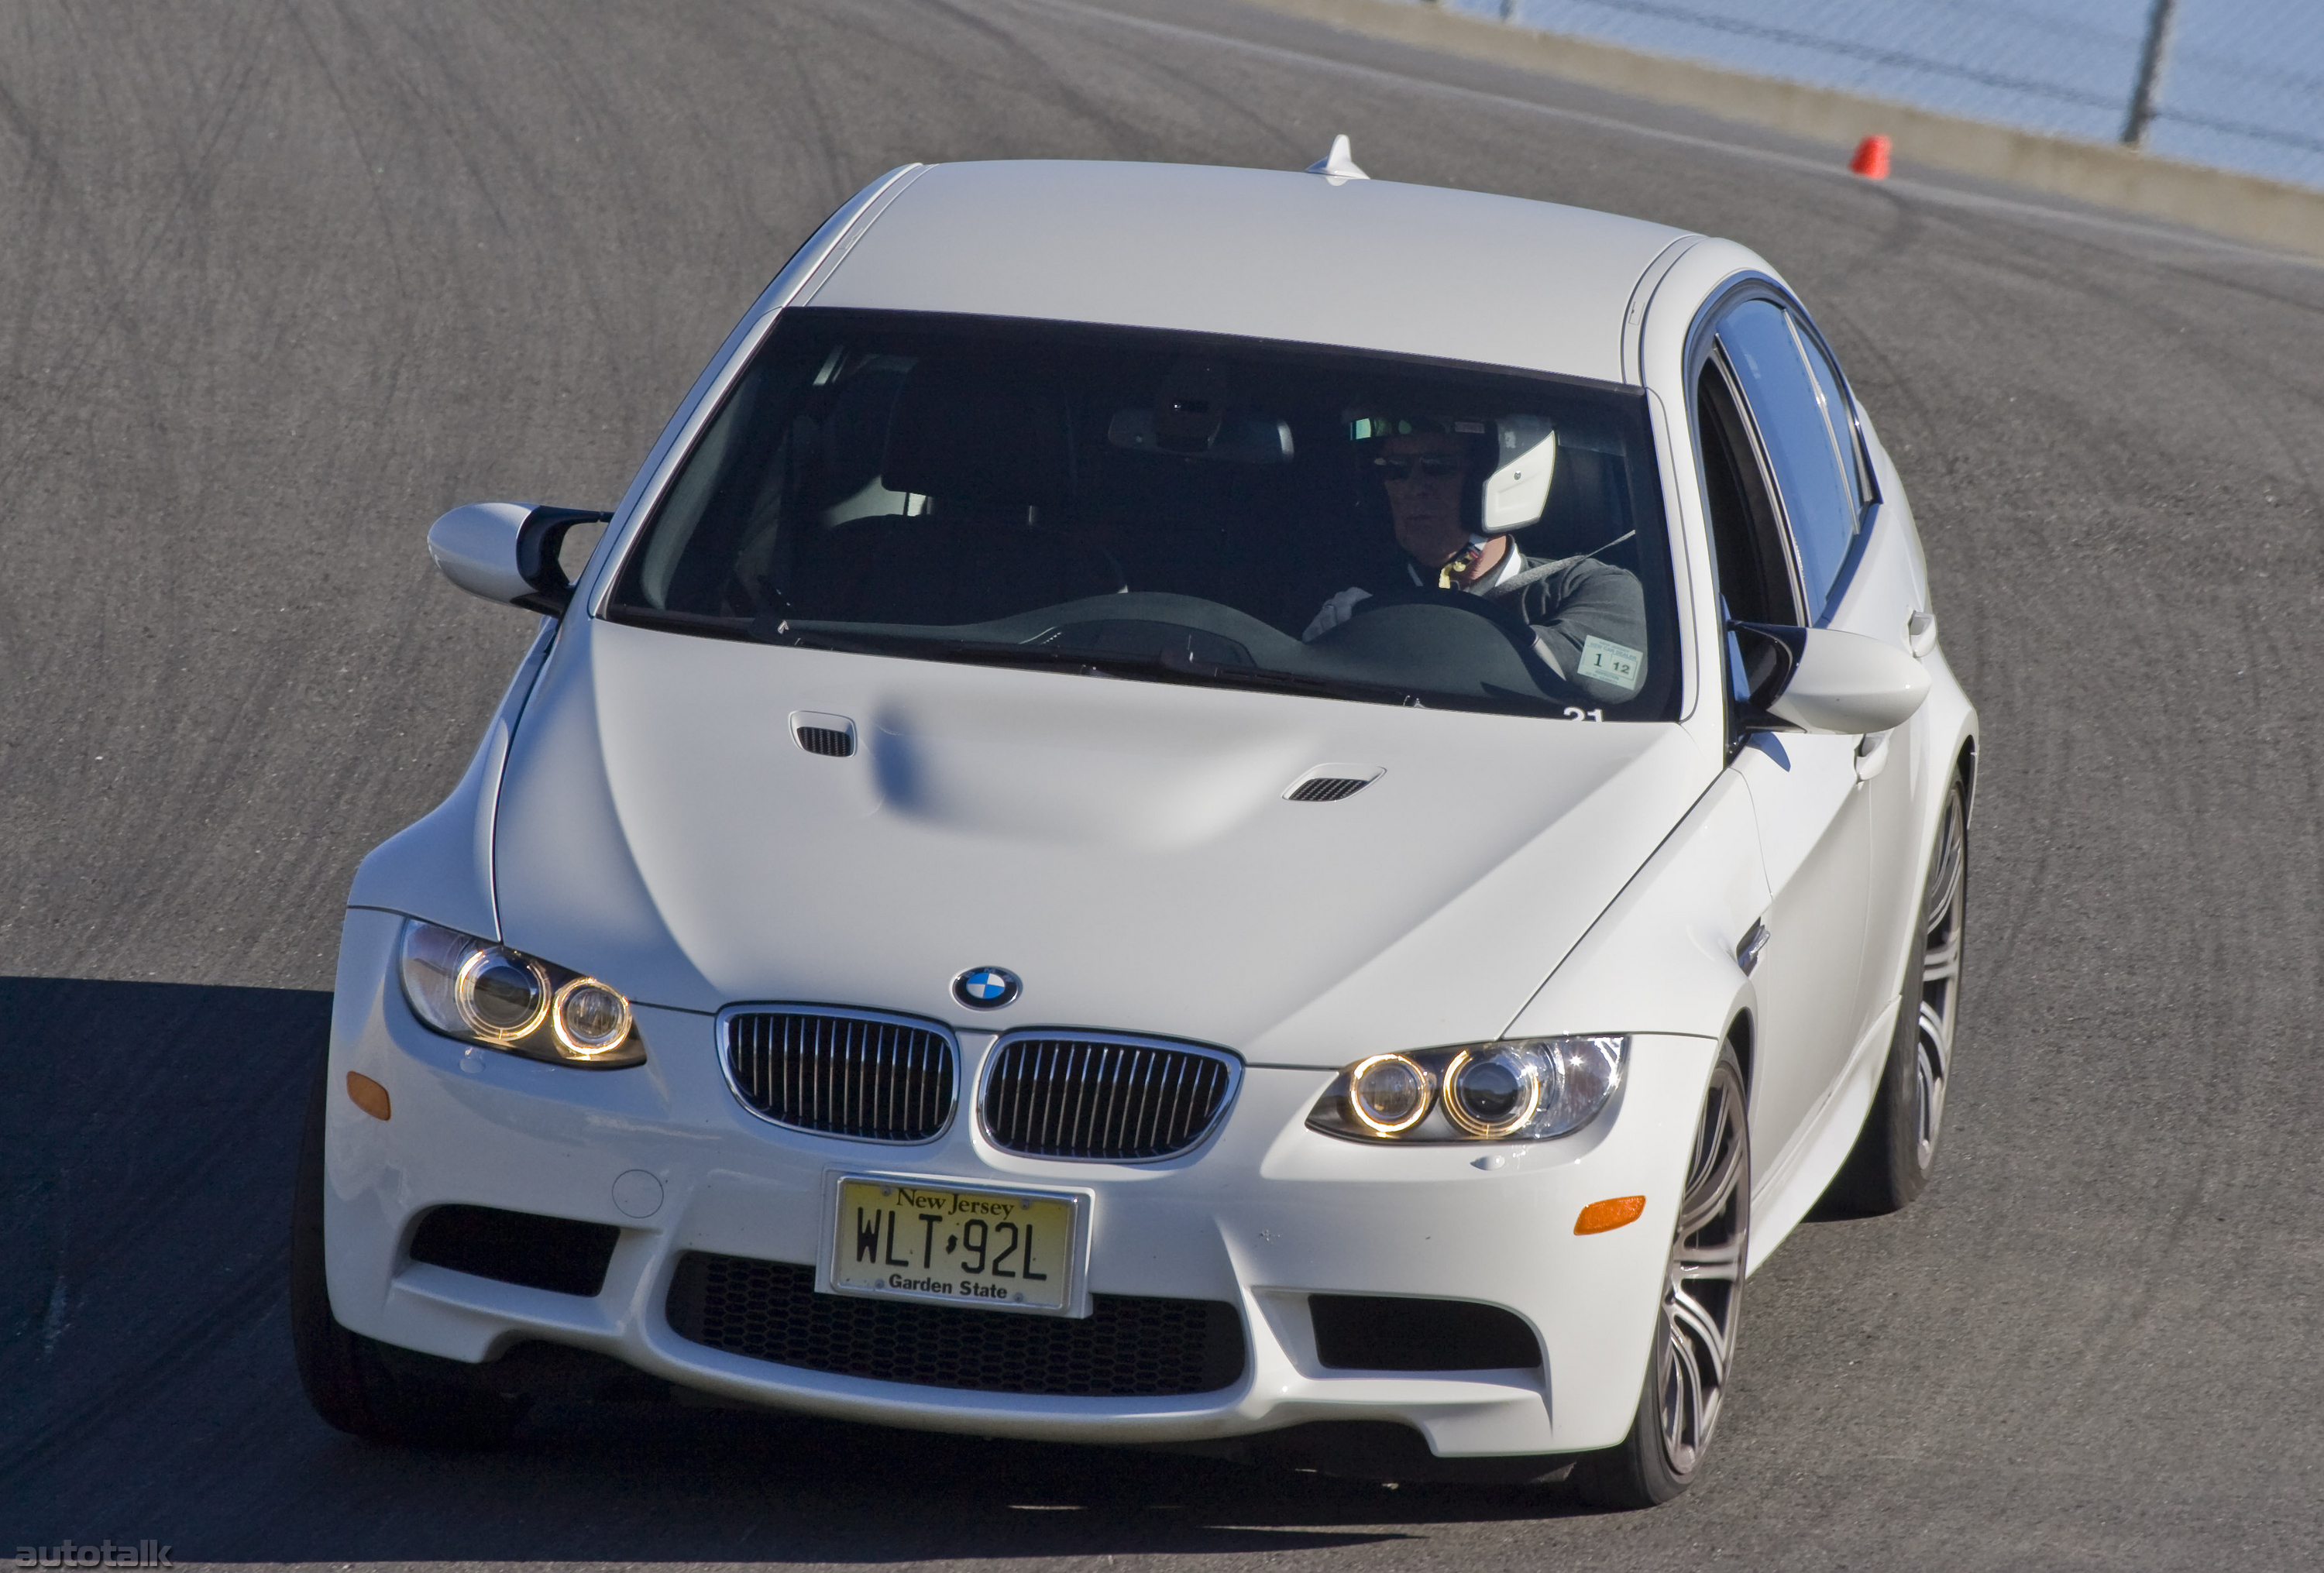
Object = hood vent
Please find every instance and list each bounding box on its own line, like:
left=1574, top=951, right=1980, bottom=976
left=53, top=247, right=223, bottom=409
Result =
left=790, top=710, right=857, bottom=757
left=1284, top=764, right=1384, bottom=803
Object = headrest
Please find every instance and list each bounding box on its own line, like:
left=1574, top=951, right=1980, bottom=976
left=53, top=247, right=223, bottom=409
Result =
left=881, top=359, right=1071, bottom=508
left=806, top=363, right=906, bottom=508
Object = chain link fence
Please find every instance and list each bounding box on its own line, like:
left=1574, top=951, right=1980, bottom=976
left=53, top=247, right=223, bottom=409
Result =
left=1425, top=0, right=2324, bottom=191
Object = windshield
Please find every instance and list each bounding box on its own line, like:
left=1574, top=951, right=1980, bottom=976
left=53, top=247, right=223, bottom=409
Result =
left=606, top=309, right=1679, bottom=720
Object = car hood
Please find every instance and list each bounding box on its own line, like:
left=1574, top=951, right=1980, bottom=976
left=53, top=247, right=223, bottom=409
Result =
left=490, top=619, right=1714, bottom=1067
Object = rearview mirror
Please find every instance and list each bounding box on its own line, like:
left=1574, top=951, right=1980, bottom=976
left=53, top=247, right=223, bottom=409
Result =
left=1732, top=623, right=1928, bottom=735
left=1106, top=407, right=1294, bottom=464
left=427, top=503, right=611, bottom=615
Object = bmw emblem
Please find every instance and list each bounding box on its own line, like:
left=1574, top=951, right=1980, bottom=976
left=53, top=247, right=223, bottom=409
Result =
left=953, top=967, right=1022, bottom=1009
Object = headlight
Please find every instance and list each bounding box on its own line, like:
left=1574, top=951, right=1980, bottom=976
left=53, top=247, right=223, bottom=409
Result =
left=1348, top=1053, right=1432, bottom=1135
left=1442, top=1046, right=1542, bottom=1137
left=1308, top=1036, right=1624, bottom=1143
left=399, top=920, right=645, bottom=1067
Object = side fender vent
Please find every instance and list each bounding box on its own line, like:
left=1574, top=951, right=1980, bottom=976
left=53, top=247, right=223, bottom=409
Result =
left=1284, top=764, right=1384, bottom=802
left=790, top=711, right=857, bottom=757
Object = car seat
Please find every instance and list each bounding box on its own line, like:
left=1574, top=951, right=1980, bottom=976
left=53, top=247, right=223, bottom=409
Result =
left=804, top=357, right=1124, bottom=625
left=1508, top=443, right=1638, bottom=569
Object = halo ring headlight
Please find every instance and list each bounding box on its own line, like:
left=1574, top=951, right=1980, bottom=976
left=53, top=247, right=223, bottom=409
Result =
left=1348, top=1053, right=1432, bottom=1135
left=1306, top=1036, right=1623, bottom=1143
left=1442, top=1046, right=1543, bottom=1139
left=552, top=976, right=634, bottom=1058
left=399, top=920, right=647, bottom=1069
left=453, top=946, right=552, bottom=1043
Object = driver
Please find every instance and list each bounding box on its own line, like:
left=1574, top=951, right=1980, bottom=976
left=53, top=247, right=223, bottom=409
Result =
left=1301, top=416, right=1649, bottom=706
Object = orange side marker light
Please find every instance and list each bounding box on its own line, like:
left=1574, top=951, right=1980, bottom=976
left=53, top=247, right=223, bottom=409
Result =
left=1575, top=1195, right=1645, bottom=1235
left=346, top=1071, right=392, bottom=1121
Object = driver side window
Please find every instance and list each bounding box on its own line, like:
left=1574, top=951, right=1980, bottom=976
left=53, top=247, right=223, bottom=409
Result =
left=1696, top=350, right=1801, bottom=737
left=1697, top=353, right=1800, bottom=629
left=1715, top=300, right=1860, bottom=623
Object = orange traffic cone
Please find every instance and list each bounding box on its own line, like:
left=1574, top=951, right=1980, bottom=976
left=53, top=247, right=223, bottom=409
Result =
left=1850, top=134, right=1892, bottom=179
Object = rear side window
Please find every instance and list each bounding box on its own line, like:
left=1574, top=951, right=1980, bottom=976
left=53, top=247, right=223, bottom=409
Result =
left=1715, top=301, right=1858, bottom=623
left=1793, top=323, right=1871, bottom=517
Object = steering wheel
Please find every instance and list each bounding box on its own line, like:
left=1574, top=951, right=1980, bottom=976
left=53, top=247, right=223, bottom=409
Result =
left=1344, top=583, right=1589, bottom=697
left=1348, top=583, right=1539, bottom=645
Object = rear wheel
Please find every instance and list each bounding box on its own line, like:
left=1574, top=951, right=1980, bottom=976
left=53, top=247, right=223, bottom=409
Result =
left=290, top=1044, right=529, bottom=1447
left=1573, top=1039, right=1749, bottom=1509
left=1830, top=773, right=1968, bottom=1214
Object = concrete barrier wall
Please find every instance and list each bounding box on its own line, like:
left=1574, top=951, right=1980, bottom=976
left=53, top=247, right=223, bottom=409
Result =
left=1239, top=0, right=2324, bottom=261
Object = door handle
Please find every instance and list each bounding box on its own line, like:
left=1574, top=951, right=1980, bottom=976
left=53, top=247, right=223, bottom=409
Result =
left=1855, top=731, right=1891, bottom=781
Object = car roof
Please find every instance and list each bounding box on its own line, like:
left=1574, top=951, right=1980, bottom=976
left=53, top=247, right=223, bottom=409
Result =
left=804, top=160, right=1695, bottom=387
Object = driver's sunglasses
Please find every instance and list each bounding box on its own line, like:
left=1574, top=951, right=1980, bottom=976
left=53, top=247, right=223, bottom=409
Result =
left=1373, top=455, right=1463, bottom=482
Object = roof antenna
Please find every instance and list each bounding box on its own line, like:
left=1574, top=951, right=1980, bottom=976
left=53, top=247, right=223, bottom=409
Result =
left=1305, top=133, right=1368, bottom=184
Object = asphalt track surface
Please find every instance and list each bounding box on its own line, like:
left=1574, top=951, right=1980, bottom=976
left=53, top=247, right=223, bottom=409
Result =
left=5, top=2, right=2323, bottom=1566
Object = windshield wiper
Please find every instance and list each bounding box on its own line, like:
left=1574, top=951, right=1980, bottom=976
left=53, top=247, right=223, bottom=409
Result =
left=752, top=620, right=933, bottom=655
left=756, top=621, right=1103, bottom=666
left=757, top=620, right=1424, bottom=706
left=607, top=604, right=755, bottom=641
left=1136, top=647, right=1425, bottom=707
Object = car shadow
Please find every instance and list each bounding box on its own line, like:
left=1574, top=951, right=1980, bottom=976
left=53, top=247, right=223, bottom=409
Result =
left=1, top=976, right=1607, bottom=1561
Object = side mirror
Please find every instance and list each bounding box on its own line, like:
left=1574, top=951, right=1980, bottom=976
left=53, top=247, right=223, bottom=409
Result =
left=1732, top=623, right=1929, bottom=735
left=426, top=503, right=612, bottom=616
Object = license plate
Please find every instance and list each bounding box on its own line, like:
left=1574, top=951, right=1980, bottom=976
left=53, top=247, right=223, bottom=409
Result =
left=825, top=1176, right=1083, bottom=1314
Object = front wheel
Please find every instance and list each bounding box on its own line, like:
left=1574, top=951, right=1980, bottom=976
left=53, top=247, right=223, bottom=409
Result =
left=1573, top=1038, right=1749, bottom=1509
left=290, top=1046, right=529, bottom=1448
left=1829, top=772, right=1968, bottom=1214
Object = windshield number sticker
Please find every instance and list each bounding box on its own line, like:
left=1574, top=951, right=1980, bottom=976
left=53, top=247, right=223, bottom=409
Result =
left=1578, top=635, right=1645, bottom=693
left=1564, top=706, right=1605, bottom=723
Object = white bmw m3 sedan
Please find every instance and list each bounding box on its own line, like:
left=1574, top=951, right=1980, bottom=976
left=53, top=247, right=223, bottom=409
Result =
left=293, top=144, right=1978, bottom=1508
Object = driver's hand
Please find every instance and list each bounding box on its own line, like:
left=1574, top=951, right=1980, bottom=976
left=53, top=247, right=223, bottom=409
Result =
left=1302, top=587, right=1373, bottom=642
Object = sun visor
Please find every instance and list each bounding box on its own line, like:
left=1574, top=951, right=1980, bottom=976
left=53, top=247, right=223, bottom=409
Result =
left=1480, top=417, right=1556, bottom=534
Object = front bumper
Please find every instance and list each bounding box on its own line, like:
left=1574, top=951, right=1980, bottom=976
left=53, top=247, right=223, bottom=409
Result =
left=325, top=907, right=1715, bottom=1458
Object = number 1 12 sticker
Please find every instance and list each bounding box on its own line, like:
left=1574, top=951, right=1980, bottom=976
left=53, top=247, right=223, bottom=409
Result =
left=1578, top=635, right=1644, bottom=692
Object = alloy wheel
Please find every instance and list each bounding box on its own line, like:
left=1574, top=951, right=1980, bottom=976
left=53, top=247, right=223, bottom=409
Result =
left=1912, top=785, right=1967, bottom=1171
left=1657, top=1056, right=1748, bottom=1479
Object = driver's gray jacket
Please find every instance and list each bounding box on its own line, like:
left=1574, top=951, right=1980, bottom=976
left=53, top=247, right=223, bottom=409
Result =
left=1305, top=546, right=1650, bottom=706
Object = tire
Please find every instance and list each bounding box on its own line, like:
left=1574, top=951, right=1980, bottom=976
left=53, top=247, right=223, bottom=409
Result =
left=290, top=1044, right=529, bottom=1448
left=1828, top=772, right=1968, bottom=1215
left=1573, top=1039, right=1749, bottom=1509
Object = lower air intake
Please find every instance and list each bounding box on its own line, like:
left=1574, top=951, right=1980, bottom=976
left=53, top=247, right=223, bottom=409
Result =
left=1309, top=1293, right=1541, bottom=1370
left=407, top=1205, right=619, bottom=1297
left=665, top=1254, right=1246, bottom=1396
